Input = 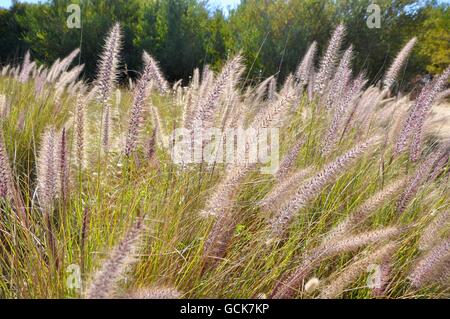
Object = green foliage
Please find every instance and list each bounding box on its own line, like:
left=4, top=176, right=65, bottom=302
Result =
left=0, top=3, right=29, bottom=63
left=417, top=4, right=450, bottom=74
left=135, top=0, right=220, bottom=80
left=0, top=73, right=448, bottom=298
left=0, top=0, right=448, bottom=84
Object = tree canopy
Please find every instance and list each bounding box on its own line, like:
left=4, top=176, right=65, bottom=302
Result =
left=0, top=0, right=448, bottom=86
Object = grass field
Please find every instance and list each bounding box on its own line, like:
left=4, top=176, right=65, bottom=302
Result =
left=0, top=23, right=449, bottom=299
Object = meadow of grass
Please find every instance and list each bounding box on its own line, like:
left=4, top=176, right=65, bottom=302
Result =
left=0, top=23, right=449, bottom=299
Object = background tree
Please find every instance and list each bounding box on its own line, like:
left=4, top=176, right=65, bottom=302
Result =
left=417, top=3, right=450, bottom=74
left=0, top=0, right=447, bottom=87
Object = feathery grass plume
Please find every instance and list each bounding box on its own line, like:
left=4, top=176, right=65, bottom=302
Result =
left=409, top=67, right=450, bottom=161
left=200, top=166, right=257, bottom=268
left=232, top=89, right=253, bottom=127
left=220, top=93, right=240, bottom=129
left=397, top=148, right=445, bottom=214
left=428, top=150, right=449, bottom=182
left=319, top=242, right=398, bottom=299
left=252, top=76, right=275, bottom=104
left=18, top=50, right=32, bottom=83
left=150, top=104, right=168, bottom=149
left=115, top=88, right=121, bottom=118
left=383, top=38, right=417, bottom=90
left=35, top=64, right=44, bottom=76
left=95, top=23, right=122, bottom=104
left=436, top=88, right=450, bottom=102
left=73, top=94, right=86, bottom=168
left=181, top=86, right=193, bottom=122
left=200, top=78, right=296, bottom=218
left=322, top=74, right=367, bottom=156
left=57, top=48, right=81, bottom=77
left=419, top=211, right=450, bottom=251
left=304, top=277, right=320, bottom=293
left=57, top=128, right=69, bottom=203
left=192, top=67, right=200, bottom=90
left=219, top=69, right=245, bottom=128
left=343, top=82, right=384, bottom=138
left=6, top=65, right=13, bottom=76
left=95, top=23, right=122, bottom=152
left=280, top=73, right=295, bottom=96
left=271, top=226, right=403, bottom=298
left=10, top=65, right=19, bottom=79
left=321, top=106, right=346, bottom=156
left=322, top=78, right=355, bottom=156
left=31, top=64, right=40, bottom=78
left=202, top=64, right=213, bottom=83
left=182, top=69, right=201, bottom=128
left=47, top=49, right=80, bottom=83
left=124, top=287, right=182, bottom=299
left=387, top=99, right=410, bottom=143
left=193, top=65, right=214, bottom=112
left=67, top=80, right=80, bottom=96
left=436, top=259, right=450, bottom=286
left=197, top=67, right=215, bottom=110
left=146, top=128, right=157, bottom=161
left=251, top=84, right=297, bottom=129
left=85, top=86, right=98, bottom=103
left=124, top=53, right=155, bottom=156
left=142, top=51, right=169, bottom=94
left=295, top=41, right=317, bottom=88
left=128, top=78, right=134, bottom=90
left=307, top=71, right=315, bottom=102
left=0, top=94, right=6, bottom=117
left=321, top=227, right=403, bottom=262
left=55, top=64, right=84, bottom=93
left=193, top=55, right=243, bottom=129
left=102, top=103, right=112, bottom=152
left=201, top=84, right=298, bottom=218
left=408, top=238, right=450, bottom=288
left=202, top=209, right=239, bottom=269
left=34, top=69, right=48, bottom=96
left=269, top=137, right=379, bottom=240
left=313, top=24, right=346, bottom=95
left=394, top=67, right=449, bottom=157
left=267, top=76, right=277, bottom=101
left=323, top=177, right=407, bottom=244
left=200, top=164, right=253, bottom=218
left=37, top=127, right=57, bottom=210
left=275, top=136, right=306, bottom=182
left=182, top=86, right=194, bottom=128
left=173, top=79, right=182, bottom=92
left=259, top=167, right=312, bottom=212
left=1, top=64, right=10, bottom=76
left=393, top=102, right=423, bottom=157
left=95, top=23, right=121, bottom=152
left=86, top=214, right=147, bottom=299
left=46, top=58, right=61, bottom=83
left=54, top=65, right=85, bottom=106
left=0, top=130, right=14, bottom=199
left=325, top=45, right=353, bottom=109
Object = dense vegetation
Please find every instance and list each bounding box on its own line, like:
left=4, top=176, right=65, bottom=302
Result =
left=0, top=0, right=449, bottom=86
left=0, top=19, right=449, bottom=299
